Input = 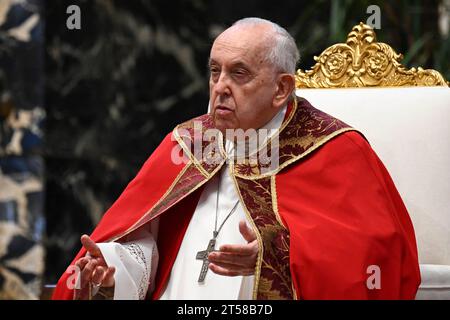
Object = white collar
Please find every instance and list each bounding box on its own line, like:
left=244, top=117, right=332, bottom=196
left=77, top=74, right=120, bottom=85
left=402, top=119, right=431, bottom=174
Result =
left=224, top=105, right=287, bottom=157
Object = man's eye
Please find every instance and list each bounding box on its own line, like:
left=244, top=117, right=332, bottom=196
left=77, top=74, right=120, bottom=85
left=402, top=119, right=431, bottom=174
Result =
left=233, top=69, right=249, bottom=78
left=209, top=68, right=220, bottom=82
left=210, top=68, right=220, bottom=74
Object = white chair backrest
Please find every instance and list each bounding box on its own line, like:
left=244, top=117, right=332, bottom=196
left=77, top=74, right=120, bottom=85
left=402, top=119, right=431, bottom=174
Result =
left=297, top=86, right=450, bottom=265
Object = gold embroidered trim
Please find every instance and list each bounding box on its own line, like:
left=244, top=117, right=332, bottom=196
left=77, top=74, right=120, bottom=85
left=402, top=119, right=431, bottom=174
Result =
left=230, top=166, right=263, bottom=300
left=204, top=157, right=227, bottom=182
left=107, top=161, right=203, bottom=243
left=217, top=130, right=228, bottom=159
left=235, top=176, right=293, bottom=299
left=292, top=282, right=298, bottom=300
left=279, top=97, right=298, bottom=137
left=173, top=126, right=210, bottom=178
left=234, top=127, right=358, bottom=180
left=270, top=175, right=287, bottom=230
left=173, top=119, right=228, bottom=179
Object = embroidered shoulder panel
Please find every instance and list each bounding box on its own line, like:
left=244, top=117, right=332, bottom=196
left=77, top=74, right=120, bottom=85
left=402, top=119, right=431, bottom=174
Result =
left=173, top=114, right=226, bottom=177
left=234, top=176, right=293, bottom=300
left=234, top=98, right=356, bottom=178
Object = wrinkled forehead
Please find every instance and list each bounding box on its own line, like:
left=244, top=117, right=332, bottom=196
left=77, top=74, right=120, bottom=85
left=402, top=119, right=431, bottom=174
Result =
left=210, top=25, right=273, bottom=65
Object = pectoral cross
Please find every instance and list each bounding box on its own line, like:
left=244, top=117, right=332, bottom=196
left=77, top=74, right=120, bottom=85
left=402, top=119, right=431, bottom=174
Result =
left=196, top=236, right=217, bottom=283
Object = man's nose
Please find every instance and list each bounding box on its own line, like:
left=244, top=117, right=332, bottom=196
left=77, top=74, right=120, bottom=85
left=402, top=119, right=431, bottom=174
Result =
left=213, top=73, right=231, bottom=96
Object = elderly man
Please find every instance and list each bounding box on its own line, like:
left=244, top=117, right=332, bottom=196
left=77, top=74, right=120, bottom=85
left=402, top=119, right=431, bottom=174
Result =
left=53, top=17, right=420, bottom=300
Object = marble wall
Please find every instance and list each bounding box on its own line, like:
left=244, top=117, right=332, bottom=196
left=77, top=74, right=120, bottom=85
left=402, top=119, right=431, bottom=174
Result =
left=0, top=0, right=45, bottom=299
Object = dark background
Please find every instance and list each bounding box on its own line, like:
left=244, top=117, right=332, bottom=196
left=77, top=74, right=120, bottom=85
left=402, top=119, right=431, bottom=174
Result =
left=1, top=0, right=449, bottom=290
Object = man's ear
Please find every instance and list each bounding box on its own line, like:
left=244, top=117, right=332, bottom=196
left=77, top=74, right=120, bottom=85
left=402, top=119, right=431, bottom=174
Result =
left=273, top=74, right=296, bottom=108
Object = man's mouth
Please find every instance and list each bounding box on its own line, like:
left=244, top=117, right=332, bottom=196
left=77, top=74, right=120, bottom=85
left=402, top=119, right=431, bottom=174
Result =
left=215, top=105, right=234, bottom=116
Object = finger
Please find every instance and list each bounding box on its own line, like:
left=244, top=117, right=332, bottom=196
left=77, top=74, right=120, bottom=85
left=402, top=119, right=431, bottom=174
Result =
left=80, top=259, right=97, bottom=288
left=102, top=266, right=116, bottom=287
left=209, top=262, right=254, bottom=277
left=81, top=235, right=102, bottom=258
left=218, top=241, right=258, bottom=256
left=80, top=255, right=106, bottom=270
left=211, top=261, right=255, bottom=275
left=91, top=255, right=108, bottom=268
left=74, top=257, right=90, bottom=291
left=208, top=251, right=254, bottom=268
left=91, top=266, right=106, bottom=286
left=74, top=257, right=89, bottom=270
left=209, top=263, right=240, bottom=277
left=80, top=259, right=97, bottom=283
left=239, top=220, right=257, bottom=243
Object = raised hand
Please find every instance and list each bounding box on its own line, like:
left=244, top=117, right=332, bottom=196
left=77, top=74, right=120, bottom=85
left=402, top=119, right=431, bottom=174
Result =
left=207, top=220, right=258, bottom=276
left=73, top=235, right=115, bottom=299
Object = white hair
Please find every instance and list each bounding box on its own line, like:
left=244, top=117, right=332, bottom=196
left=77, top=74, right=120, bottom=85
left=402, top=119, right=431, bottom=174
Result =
left=232, top=17, right=300, bottom=74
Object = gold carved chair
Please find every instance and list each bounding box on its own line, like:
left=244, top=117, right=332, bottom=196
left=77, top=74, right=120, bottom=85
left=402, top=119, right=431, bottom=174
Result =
left=296, top=23, right=450, bottom=299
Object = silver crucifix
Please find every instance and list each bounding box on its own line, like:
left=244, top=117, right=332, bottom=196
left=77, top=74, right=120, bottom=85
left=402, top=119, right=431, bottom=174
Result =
left=196, top=237, right=217, bottom=283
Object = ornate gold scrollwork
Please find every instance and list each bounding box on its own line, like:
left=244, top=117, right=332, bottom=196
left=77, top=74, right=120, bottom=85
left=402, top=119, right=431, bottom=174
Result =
left=296, top=22, right=449, bottom=88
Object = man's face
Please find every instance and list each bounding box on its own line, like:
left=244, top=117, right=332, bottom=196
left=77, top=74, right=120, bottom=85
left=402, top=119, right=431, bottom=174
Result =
left=209, top=25, right=280, bottom=133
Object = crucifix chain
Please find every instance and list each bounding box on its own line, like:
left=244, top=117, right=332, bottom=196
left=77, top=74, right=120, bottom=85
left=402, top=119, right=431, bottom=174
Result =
left=196, top=173, right=239, bottom=283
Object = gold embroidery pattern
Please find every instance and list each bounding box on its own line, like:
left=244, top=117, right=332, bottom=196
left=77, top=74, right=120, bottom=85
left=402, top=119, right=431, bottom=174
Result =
left=270, top=175, right=286, bottom=230
left=234, top=98, right=353, bottom=178
left=149, top=163, right=207, bottom=217
left=174, top=114, right=226, bottom=177
left=235, top=176, right=293, bottom=300
left=279, top=98, right=351, bottom=162
left=296, top=22, right=449, bottom=88
left=109, top=162, right=210, bottom=243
